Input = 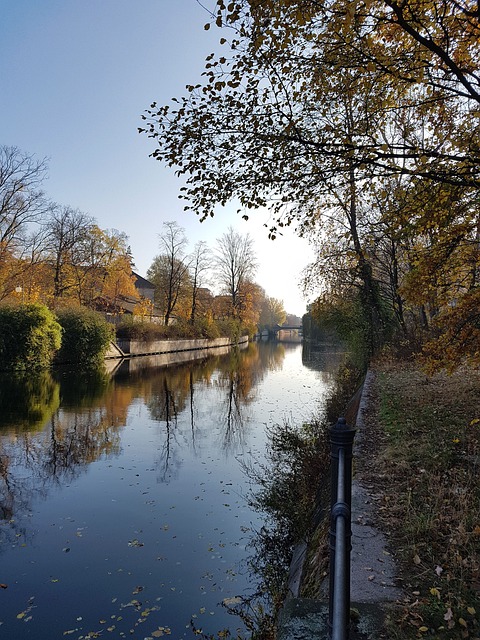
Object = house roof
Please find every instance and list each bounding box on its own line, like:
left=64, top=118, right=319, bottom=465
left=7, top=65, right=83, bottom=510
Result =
left=132, top=272, right=155, bottom=289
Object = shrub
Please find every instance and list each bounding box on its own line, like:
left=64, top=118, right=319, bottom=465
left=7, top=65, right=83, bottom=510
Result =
left=55, top=307, right=114, bottom=367
left=216, top=317, right=244, bottom=341
left=116, top=318, right=169, bottom=341
left=116, top=316, right=242, bottom=342
left=192, top=316, right=221, bottom=339
left=0, top=303, right=62, bottom=371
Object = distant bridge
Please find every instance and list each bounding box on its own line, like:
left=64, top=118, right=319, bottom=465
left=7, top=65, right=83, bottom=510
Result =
left=273, top=324, right=302, bottom=331
left=271, top=324, right=303, bottom=338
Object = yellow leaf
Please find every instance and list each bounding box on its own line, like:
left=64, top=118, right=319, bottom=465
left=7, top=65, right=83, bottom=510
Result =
left=467, top=607, right=476, bottom=615
left=418, top=626, right=429, bottom=632
left=459, top=618, right=467, bottom=627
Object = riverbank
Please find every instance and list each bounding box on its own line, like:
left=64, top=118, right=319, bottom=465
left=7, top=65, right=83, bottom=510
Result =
left=279, top=359, right=480, bottom=639
left=105, top=335, right=249, bottom=358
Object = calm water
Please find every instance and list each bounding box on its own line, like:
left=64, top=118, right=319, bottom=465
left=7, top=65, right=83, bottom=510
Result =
left=0, top=341, right=342, bottom=640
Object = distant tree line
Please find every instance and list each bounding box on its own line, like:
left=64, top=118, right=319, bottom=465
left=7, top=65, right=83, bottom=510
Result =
left=0, top=145, right=291, bottom=337
left=146, top=220, right=289, bottom=336
left=0, top=145, right=137, bottom=312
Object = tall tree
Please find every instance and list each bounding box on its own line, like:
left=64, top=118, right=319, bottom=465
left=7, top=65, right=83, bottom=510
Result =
left=76, top=226, right=137, bottom=310
left=214, top=227, right=257, bottom=319
left=0, top=146, right=49, bottom=298
left=147, top=221, right=190, bottom=325
left=188, top=240, right=211, bottom=324
left=259, top=295, right=286, bottom=328
left=140, top=0, right=480, bottom=365
left=43, top=205, right=94, bottom=303
left=0, top=146, right=49, bottom=259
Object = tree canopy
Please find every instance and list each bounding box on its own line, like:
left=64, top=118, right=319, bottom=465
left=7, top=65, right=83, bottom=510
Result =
left=140, top=0, right=480, bottom=369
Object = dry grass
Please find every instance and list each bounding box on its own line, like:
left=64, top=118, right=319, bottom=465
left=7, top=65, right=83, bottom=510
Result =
left=360, top=361, right=480, bottom=639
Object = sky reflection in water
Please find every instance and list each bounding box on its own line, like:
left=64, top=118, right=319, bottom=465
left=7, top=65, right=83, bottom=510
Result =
left=0, top=341, right=343, bottom=639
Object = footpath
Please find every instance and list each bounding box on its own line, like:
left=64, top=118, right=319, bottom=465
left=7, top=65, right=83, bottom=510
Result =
left=277, top=371, right=403, bottom=639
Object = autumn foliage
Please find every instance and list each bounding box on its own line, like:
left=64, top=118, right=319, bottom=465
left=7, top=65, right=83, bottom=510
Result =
left=141, top=0, right=480, bottom=371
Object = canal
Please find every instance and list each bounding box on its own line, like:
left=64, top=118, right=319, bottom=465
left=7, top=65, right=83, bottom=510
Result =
left=0, top=341, right=343, bottom=639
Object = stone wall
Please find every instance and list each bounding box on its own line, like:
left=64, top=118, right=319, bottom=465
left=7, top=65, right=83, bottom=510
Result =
left=105, top=335, right=249, bottom=359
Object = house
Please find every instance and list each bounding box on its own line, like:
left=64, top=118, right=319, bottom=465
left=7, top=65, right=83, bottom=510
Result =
left=132, top=272, right=155, bottom=302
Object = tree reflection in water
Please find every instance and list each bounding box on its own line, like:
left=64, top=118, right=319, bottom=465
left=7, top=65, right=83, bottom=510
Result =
left=0, top=341, right=344, bottom=639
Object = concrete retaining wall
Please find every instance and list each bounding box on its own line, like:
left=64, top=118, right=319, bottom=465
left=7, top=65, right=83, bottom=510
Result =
left=105, top=335, right=249, bottom=359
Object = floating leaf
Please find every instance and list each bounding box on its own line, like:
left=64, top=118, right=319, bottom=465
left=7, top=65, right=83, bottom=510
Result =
left=222, top=596, right=242, bottom=606
left=128, top=539, right=144, bottom=547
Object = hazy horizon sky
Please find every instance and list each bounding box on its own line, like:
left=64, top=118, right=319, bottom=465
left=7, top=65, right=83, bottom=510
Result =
left=0, top=0, right=317, bottom=316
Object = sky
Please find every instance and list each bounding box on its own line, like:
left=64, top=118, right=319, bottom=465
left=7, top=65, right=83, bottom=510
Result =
left=0, top=0, right=317, bottom=316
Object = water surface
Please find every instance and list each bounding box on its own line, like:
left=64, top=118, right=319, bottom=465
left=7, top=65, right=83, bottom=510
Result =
left=0, top=341, right=342, bottom=639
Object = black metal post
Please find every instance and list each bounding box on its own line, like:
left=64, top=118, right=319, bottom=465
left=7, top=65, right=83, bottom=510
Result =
left=328, top=417, right=356, bottom=640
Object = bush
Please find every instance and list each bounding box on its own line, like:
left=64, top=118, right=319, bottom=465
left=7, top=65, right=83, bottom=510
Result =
left=116, top=316, right=242, bottom=342
left=55, top=307, right=115, bottom=367
left=116, top=318, right=169, bottom=341
left=0, top=303, right=62, bottom=371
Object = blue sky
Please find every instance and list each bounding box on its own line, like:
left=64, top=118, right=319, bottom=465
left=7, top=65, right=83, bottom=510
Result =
left=0, top=0, right=315, bottom=315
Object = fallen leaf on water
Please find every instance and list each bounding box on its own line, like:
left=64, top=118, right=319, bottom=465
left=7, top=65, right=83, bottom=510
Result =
left=128, top=539, right=144, bottom=547
left=222, top=596, right=242, bottom=606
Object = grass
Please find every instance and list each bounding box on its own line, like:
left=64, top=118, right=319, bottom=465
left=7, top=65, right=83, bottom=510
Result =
left=364, top=360, right=480, bottom=639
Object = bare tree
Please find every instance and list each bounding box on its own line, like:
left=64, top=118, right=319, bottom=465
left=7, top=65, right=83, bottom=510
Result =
left=0, top=146, right=49, bottom=259
left=188, top=240, right=211, bottom=324
left=0, top=146, right=50, bottom=297
left=214, top=227, right=257, bottom=318
left=43, top=204, right=94, bottom=301
left=147, top=221, right=190, bottom=325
